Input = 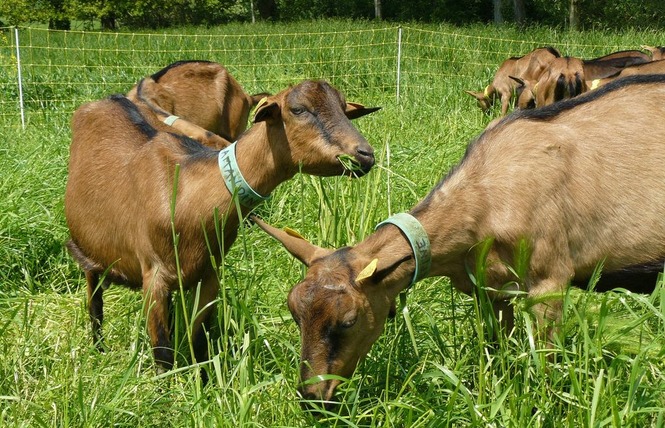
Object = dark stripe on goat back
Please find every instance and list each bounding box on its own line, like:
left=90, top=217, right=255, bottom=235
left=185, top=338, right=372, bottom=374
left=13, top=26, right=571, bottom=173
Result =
left=513, top=73, right=665, bottom=122
left=150, top=60, right=214, bottom=82
left=169, top=132, right=218, bottom=162
left=108, top=94, right=158, bottom=139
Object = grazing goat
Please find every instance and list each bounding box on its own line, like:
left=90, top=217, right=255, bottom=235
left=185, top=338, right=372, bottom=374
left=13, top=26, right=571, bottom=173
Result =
left=126, top=60, right=267, bottom=149
left=513, top=56, right=588, bottom=109
left=255, top=74, right=665, bottom=405
left=64, top=80, right=379, bottom=374
left=514, top=50, right=651, bottom=109
left=465, top=47, right=560, bottom=115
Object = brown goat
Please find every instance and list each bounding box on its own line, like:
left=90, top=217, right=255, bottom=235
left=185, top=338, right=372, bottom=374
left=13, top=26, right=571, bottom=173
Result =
left=255, top=74, right=665, bottom=405
left=514, top=56, right=587, bottom=109
left=465, top=47, right=560, bottom=115
left=126, top=60, right=267, bottom=149
left=64, top=80, right=379, bottom=374
left=514, top=50, right=651, bottom=109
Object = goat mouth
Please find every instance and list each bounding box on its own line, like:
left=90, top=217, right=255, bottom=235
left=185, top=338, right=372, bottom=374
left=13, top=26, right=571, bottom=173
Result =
left=298, top=385, right=340, bottom=414
left=337, top=153, right=374, bottom=177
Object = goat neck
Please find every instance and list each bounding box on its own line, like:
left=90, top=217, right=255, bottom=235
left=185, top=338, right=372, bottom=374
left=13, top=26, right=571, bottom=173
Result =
left=232, top=122, right=293, bottom=199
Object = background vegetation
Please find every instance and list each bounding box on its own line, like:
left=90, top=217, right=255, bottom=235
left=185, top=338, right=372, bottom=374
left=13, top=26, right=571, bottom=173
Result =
left=1, top=0, right=665, bottom=30
left=1, top=20, right=664, bottom=427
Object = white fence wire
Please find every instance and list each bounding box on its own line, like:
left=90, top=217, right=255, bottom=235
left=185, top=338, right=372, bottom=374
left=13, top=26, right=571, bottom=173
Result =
left=0, top=25, right=644, bottom=129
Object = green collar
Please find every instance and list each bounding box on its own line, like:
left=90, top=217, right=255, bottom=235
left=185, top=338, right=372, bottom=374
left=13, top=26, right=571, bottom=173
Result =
left=218, top=142, right=270, bottom=209
left=376, top=212, right=431, bottom=286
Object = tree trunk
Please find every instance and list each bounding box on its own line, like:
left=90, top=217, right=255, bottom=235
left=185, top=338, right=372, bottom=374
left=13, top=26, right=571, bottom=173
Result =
left=493, top=0, right=503, bottom=24
left=100, top=13, right=117, bottom=30
left=257, top=0, right=278, bottom=20
left=49, top=18, right=70, bottom=30
left=513, top=0, right=525, bottom=26
left=374, top=0, right=382, bottom=20
left=569, top=0, right=579, bottom=30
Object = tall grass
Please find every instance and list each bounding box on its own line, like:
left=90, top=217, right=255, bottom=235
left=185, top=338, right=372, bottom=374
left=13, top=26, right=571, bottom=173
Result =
left=1, top=21, right=664, bottom=427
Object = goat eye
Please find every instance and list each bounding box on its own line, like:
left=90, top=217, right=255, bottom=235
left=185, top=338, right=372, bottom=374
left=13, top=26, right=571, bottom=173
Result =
left=340, top=315, right=357, bottom=329
left=290, top=106, right=306, bottom=116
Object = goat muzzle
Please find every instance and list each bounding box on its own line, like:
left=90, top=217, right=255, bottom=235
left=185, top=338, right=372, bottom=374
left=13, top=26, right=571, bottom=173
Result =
left=339, top=148, right=375, bottom=178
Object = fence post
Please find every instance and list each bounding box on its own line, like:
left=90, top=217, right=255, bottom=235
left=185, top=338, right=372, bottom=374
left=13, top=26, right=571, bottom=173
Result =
left=396, top=26, right=402, bottom=104
left=14, top=27, right=25, bottom=130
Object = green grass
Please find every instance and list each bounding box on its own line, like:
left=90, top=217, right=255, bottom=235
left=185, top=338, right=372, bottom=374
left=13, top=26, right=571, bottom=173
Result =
left=1, top=20, right=665, bottom=427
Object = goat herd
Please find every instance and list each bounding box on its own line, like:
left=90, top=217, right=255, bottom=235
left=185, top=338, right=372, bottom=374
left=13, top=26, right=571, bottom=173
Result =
left=466, top=44, right=665, bottom=115
left=63, top=44, right=665, bottom=407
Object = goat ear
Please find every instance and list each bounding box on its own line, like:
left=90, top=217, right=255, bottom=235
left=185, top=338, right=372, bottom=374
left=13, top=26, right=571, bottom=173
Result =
left=464, top=90, right=485, bottom=101
left=356, top=254, right=412, bottom=286
left=356, top=259, right=379, bottom=283
left=250, top=92, right=272, bottom=107
left=253, top=99, right=280, bottom=123
left=250, top=215, right=331, bottom=267
left=345, top=102, right=381, bottom=120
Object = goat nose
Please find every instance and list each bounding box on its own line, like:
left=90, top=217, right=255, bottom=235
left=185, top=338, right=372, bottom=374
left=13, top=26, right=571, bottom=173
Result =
left=357, top=147, right=374, bottom=158
left=356, top=148, right=375, bottom=175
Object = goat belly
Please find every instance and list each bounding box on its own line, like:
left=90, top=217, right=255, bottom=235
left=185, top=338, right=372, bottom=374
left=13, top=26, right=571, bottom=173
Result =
left=572, top=261, right=663, bottom=293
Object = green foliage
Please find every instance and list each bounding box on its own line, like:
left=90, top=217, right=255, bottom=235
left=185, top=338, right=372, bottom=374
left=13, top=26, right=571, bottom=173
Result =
left=530, top=0, right=665, bottom=29
left=0, top=0, right=50, bottom=26
left=2, top=0, right=665, bottom=29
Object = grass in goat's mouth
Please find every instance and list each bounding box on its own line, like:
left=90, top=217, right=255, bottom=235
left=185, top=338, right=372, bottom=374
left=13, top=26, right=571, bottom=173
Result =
left=337, top=154, right=363, bottom=172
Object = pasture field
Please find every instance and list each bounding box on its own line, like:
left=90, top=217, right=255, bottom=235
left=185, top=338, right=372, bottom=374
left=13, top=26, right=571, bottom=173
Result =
left=1, top=20, right=665, bottom=427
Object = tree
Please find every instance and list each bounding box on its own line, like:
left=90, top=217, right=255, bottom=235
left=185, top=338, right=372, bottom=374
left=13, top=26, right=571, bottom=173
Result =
left=493, top=0, right=503, bottom=24
left=374, top=0, right=382, bottom=20
left=513, top=0, right=525, bottom=26
left=569, top=0, right=579, bottom=30
left=48, top=0, right=70, bottom=30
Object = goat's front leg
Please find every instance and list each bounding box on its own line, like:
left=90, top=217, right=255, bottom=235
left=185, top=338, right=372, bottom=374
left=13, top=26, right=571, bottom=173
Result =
left=500, top=93, right=511, bottom=116
left=526, top=277, right=568, bottom=344
left=85, top=270, right=105, bottom=351
left=143, top=272, right=173, bottom=374
left=191, top=273, right=220, bottom=366
left=492, top=298, right=515, bottom=337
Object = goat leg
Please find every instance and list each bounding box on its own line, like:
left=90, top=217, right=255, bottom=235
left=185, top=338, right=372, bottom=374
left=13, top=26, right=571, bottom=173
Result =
left=143, top=274, right=174, bottom=373
left=191, top=274, right=220, bottom=382
left=86, top=270, right=105, bottom=351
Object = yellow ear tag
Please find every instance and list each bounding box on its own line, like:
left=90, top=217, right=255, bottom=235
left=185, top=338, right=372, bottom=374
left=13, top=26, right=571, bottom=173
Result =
left=356, top=258, right=379, bottom=283
left=483, top=85, right=492, bottom=99
left=284, top=227, right=306, bottom=240
left=256, top=96, right=268, bottom=109
left=252, top=97, right=269, bottom=121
